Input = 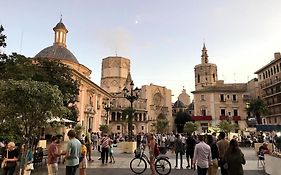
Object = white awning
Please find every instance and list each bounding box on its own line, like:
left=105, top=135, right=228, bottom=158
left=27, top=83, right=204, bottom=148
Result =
left=47, top=117, right=75, bottom=123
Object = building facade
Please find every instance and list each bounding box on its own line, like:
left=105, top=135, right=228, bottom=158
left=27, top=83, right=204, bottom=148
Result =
left=35, top=20, right=112, bottom=133
left=192, top=44, right=248, bottom=132
left=100, top=56, right=173, bottom=134
left=255, top=52, right=281, bottom=125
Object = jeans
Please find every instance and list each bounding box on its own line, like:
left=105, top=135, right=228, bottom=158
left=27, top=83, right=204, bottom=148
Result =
left=175, top=150, right=183, bottom=168
left=65, top=165, right=78, bottom=175
left=101, top=147, right=109, bottom=164
left=197, top=166, right=208, bottom=175
left=3, top=166, right=16, bottom=175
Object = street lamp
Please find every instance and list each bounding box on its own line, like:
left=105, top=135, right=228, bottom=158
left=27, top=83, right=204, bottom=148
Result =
left=103, top=98, right=113, bottom=125
left=123, top=81, right=140, bottom=141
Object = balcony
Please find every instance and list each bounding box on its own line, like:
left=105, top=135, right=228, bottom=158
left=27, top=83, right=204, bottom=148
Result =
left=220, top=115, right=229, bottom=120
left=192, top=116, right=212, bottom=121
left=233, top=116, right=241, bottom=121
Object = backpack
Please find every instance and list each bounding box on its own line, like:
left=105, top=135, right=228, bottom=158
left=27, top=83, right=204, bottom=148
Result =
left=154, top=143, right=160, bottom=157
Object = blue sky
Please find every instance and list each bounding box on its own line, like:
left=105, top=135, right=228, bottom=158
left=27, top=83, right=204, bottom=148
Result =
left=2, top=1, right=281, bottom=102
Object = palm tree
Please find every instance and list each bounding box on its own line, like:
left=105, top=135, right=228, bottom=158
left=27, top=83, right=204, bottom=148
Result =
left=246, top=97, right=268, bottom=124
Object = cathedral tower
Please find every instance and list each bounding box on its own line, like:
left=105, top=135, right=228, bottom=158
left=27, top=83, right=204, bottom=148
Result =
left=101, top=56, right=130, bottom=93
left=194, top=43, right=218, bottom=90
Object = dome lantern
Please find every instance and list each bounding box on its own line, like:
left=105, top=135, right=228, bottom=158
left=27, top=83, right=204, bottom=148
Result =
left=53, top=18, right=68, bottom=47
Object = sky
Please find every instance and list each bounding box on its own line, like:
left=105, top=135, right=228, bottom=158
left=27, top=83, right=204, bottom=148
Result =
left=2, top=0, right=281, bottom=102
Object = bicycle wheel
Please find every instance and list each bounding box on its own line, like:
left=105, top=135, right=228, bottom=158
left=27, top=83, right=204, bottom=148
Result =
left=155, top=157, right=171, bottom=175
left=130, top=157, right=147, bottom=174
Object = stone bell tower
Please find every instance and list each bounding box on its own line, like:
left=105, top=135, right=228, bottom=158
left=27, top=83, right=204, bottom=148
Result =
left=194, top=43, right=218, bottom=90
left=101, top=56, right=130, bottom=93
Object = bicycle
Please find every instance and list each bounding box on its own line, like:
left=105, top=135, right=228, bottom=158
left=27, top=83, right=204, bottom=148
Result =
left=130, top=147, right=171, bottom=175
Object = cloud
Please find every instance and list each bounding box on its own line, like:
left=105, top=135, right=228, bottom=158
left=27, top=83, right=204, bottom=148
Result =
left=95, top=27, right=132, bottom=55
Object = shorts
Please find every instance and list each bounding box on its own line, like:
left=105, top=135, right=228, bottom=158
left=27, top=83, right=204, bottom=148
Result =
left=47, top=163, right=58, bottom=175
left=186, top=150, right=194, bottom=159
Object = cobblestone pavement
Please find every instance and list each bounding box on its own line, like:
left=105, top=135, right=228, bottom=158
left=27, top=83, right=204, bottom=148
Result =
left=30, top=146, right=267, bottom=175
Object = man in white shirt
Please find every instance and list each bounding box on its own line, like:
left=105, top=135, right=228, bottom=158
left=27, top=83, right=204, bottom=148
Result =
left=193, top=135, right=212, bottom=175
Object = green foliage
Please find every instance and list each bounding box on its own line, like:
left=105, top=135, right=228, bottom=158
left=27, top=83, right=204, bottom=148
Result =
left=154, top=114, right=169, bottom=134
left=0, top=53, right=80, bottom=121
left=0, top=25, right=7, bottom=48
left=184, top=122, right=199, bottom=134
left=74, top=124, right=84, bottom=139
left=99, top=124, right=109, bottom=134
left=246, top=98, right=268, bottom=124
left=0, top=79, right=67, bottom=139
left=218, top=121, right=238, bottom=134
left=174, top=111, right=192, bottom=133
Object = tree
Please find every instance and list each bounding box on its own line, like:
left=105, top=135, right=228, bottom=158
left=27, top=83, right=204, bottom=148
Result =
left=0, top=80, right=67, bottom=140
left=154, top=113, right=169, bottom=134
left=0, top=79, right=68, bottom=175
left=122, top=107, right=135, bottom=138
left=99, top=124, right=110, bottom=134
left=184, top=121, right=199, bottom=134
left=174, top=111, right=192, bottom=133
left=0, top=53, right=80, bottom=121
left=0, top=25, right=7, bottom=49
left=246, top=97, right=268, bottom=124
left=218, top=121, right=238, bottom=135
left=74, top=124, right=84, bottom=140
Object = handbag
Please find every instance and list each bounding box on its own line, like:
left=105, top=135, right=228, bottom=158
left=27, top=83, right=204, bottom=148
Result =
left=1, top=149, right=8, bottom=168
left=25, top=162, right=34, bottom=171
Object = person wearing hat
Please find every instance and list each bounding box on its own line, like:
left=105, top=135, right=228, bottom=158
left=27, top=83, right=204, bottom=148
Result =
left=2, top=142, right=19, bottom=175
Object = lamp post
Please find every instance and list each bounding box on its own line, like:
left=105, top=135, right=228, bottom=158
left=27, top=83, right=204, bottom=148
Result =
left=123, top=81, right=140, bottom=141
left=103, top=99, right=112, bottom=125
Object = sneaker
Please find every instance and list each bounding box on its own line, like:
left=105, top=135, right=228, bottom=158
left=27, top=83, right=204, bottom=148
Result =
left=175, top=166, right=178, bottom=169
left=109, top=161, right=112, bottom=163
left=186, top=165, right=190, bottom=169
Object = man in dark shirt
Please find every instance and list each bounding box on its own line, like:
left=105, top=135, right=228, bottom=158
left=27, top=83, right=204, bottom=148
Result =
left=185, top=133, right=196, bottom=169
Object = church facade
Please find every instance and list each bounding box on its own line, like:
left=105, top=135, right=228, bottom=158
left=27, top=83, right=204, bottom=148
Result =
left=192, top=44, right=249, bottom=132
left=35, top=20, right=112, bottom=133
left=100, top=56, right=173, bottom=134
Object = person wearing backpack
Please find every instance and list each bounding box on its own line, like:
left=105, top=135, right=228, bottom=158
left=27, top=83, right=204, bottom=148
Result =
left=148, top=133, right=156, bottom=175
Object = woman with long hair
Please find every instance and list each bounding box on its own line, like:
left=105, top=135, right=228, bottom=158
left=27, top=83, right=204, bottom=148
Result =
left=224, top=139, right=246, bottom=175
left=206, top=135, right=219, bottom=175
left=148, top=133, right=156, bottom=175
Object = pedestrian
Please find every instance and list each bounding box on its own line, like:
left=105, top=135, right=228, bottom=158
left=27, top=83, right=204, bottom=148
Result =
left=100, top=133, right=110, bottom=164
left=2, top=142, right=19, bottom=175
left=47, top=136, right=65, bottom=175
left=217, top=132, right=229, bottom=175
left=22, top=144, right=34, bottom=175
left=92, top=133, right=98, bottom=150
left=193, top=135, right=212, bottom=175
left=85, top=128, right=93, bottom=161
left=174, top=134, right=184, bottom=169
left=186, top=133, right=196, bottom=169
left=79, top=140, right=87, bottom=175
left=148, top=133, right=156, bottom=175
left=224, top=139, right=246, bottom=175
left=206, top=135, right=219, bottom=175
left=109, top=140, right=115, bottom=164
left=64, top=130, right=81, bottom=175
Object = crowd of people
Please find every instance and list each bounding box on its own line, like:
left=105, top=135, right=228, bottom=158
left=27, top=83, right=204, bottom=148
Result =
left=1, top=129, right=279, bottom=175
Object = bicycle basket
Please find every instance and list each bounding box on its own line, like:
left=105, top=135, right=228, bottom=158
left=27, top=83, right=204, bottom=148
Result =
left=134, top=148, right=141, bottom=158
